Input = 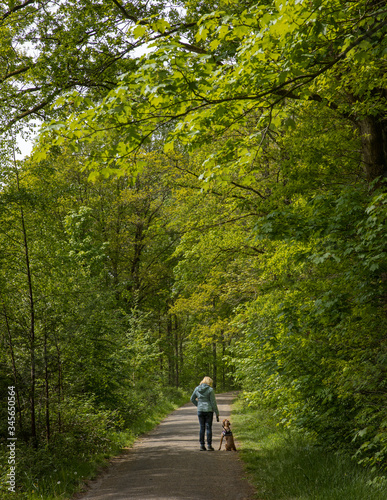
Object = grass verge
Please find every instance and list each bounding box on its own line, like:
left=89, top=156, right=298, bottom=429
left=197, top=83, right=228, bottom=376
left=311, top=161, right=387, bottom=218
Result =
left=232, top=398, right=387, bottom=500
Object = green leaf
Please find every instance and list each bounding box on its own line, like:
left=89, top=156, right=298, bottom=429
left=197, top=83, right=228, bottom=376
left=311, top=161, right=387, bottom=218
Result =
left=133, top=25, right=147, bottom=39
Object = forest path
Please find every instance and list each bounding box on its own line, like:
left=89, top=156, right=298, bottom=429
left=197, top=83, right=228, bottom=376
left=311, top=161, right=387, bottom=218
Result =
left=75, top=392, right=256, bottom=500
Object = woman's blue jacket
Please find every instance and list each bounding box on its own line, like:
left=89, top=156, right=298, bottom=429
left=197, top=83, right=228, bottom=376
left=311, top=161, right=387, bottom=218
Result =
left=190, top=383, right=219, bottom=416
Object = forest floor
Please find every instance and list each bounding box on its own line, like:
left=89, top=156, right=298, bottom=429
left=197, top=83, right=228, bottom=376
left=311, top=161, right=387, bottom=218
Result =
left=73, top=392, right=256, bottom=500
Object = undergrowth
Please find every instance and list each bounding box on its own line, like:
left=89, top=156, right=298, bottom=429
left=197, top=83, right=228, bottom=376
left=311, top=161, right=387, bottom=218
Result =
left=232, top=398, right=387, bottom=500
left=0, top=386, right=189, bottom=500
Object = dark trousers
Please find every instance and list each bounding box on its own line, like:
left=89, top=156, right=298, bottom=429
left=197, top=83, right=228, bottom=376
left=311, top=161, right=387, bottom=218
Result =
left=198, top=411, right=213, bottom=445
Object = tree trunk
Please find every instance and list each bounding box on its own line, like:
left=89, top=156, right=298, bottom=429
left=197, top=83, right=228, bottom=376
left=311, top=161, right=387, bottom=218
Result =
left=174, top=315, right=179, bottom=387
left=212, top=342, right=217, bottom=389
left=179, top=322, right=183, bottom=385
left=0, top=292, right=23, bottom=432
left=358, top=115, right=387, bottom=184
left=221, top=331, right=226, bottom=389
left=167, top=314, right=173, bottom=385
left=158, top=311, right=164, bottom=374
left=54, top=340, right=63, bottom=433
left=15, top=168, right=37, bottom=446
left=44, top=326, right=50, bottom=441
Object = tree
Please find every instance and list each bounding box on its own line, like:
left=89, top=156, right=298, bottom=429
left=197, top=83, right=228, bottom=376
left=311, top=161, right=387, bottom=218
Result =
left=2, top=0, right=387, bottom=482
left=0, top=0, right=197, bottom=137
left=39, top=0, right=386, bottom=185
left=0, top=139, right=181, bottom=445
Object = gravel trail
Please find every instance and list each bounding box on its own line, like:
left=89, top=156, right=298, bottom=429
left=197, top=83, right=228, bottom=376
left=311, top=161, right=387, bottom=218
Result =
left=75, top=392, right=256, bottom=500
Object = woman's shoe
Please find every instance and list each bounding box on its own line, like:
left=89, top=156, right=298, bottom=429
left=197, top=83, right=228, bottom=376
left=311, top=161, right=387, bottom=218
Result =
left=200, top=445, right=206, bottom=451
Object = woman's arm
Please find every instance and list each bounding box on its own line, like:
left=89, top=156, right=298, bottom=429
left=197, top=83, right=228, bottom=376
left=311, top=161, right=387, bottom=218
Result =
left=190, top=389, right=198, bottom=406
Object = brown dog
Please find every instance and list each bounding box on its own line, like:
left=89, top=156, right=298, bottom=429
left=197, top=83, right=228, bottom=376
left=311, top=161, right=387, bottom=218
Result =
left=218, top=419, right=237, bottom=451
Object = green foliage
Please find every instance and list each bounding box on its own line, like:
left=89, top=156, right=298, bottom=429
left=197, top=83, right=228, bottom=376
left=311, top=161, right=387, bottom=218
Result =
left=1, top=0, right=387, bottom=494
left=39, top=1, right=386, bottom=182
left=0, top=386, right=188, bottom=499
left=231, top=182, right=387, bottom=468
left=232, top=398, right=387, bottom=500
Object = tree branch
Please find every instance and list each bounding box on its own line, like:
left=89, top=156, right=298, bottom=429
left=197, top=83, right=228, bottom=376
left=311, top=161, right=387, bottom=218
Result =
left=110, top=0, right=138, bottom=23
left=1, top=0, right=36, bottom=21
left=178, top=41, right=208, bottom=55
left=6, top=89, right=64, bottom=129
left=1, top=66, right=31, bottom=83
left=230, top=181, right=267, bottom=199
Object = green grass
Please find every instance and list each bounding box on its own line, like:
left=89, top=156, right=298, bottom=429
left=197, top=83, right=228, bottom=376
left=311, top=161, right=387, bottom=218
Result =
left=10, top=430, right=138, bottom=500
left=232, top=398, right=387, bottom=500
left=0, top=388, right=190, bottom=500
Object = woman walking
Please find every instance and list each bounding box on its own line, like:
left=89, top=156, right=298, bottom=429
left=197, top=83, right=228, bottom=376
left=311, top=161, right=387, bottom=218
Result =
left=190, top=376, right=219, bottom=451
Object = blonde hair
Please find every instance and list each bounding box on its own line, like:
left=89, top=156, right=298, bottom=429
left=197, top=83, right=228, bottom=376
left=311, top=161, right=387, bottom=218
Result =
left=200, top=376, right=213, bottom=386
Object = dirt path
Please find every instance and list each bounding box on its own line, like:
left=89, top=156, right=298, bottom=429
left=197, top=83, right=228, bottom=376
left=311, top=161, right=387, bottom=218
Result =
left=76, top=392, right=256, bottom=500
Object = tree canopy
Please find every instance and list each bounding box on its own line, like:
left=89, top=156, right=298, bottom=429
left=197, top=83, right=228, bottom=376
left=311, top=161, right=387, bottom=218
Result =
left=1, top=0, right=387, bottom=497
left=33, top=0, right=387, bottom=183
